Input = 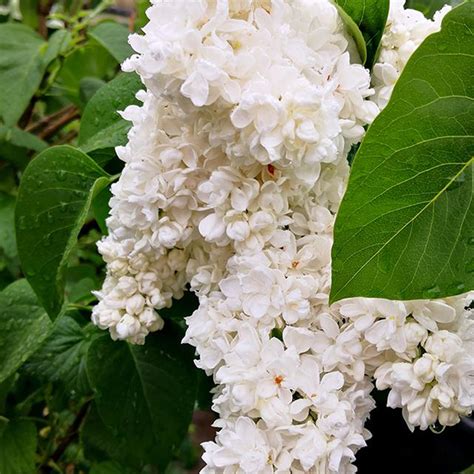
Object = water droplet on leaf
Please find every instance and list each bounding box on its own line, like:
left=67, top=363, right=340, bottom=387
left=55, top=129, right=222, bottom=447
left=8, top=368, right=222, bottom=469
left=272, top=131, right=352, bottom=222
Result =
left=56, top=170, right=67, bottom=182
left=423, top=285, right=441, bottom=298
left=447, top=172, right=466, bottom=191
left=466, top=258, right=474, bottom=274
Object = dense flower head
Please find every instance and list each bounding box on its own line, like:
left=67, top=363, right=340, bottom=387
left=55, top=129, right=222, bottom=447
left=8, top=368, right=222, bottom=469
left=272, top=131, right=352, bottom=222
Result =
left=93, top=0, right=473, bottom=472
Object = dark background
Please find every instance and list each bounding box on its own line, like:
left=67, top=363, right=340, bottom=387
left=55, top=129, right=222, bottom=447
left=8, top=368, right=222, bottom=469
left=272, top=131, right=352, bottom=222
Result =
left=356, top=393, right=474, bottom=474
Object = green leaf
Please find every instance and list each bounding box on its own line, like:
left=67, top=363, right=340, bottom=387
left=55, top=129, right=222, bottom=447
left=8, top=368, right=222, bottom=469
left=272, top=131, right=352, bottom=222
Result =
left=90, top=461, right=136, bottom=474
left=43, top=29, right=71, bottom=65
left=0, top=126, right=48, bottom=169
left=0, top=25, right=70, bottom=126
left=16, top=146, right=111, bottom=318
left=406, top=0, right=463, bottom=18
left=0, top=166, right=16, bottom=195
left=0, top=126, right=47, bottom=153
left=88, top=149, right=120, bottom=168
left=83, top=403, right=158, bottom=472
left=135, top=0, right=150, bottom=31
left=65, top=264, right=99, bottom=304
left=19, top=0, right=39, bottom=30
left=0, top=193, right=19, bottom=287
left=334, top=0, right=389, bottom=68
left=54, top=43, right=117, bottom=106
left=0, top=24, right=47, bottom=125
left=79, top=73, right=142, bottom=155
left=160, top=292, right=199, bottom=323
left=330, top=3, right=474, bottom=303
left=82, top=402, right=126, bottom=464
left=334, top=4, right=367, bottom=65
left=0, top=375, right=16, bottom=413
left=89, top=21, right=133, bottom=63
left=0, top=280, right=51, bottom=384
left=79, top=77, right=106, bottom=106
left=87, top=325, right=198, bottom=471
left=25, top=316, right=100, bottom=397
left=0, top=125, right=48, bottom=169
left=92, top=185, right=112, bottom=235
left=0, top=193, right=17, bottom=262
left=0, top=420, right=37, bottom=474
left=0, top=191, right=21, bottom=290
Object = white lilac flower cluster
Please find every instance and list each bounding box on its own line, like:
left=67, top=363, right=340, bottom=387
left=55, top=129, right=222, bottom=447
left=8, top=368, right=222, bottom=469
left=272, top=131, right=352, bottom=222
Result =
left=372, top=0, right=451, bottom=109
left=92, top=0, right=474, bottom=472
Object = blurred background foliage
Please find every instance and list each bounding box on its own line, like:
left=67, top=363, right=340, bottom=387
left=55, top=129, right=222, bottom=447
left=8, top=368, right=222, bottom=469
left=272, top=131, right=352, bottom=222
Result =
left=0, top=0, right=215, bottom=472
left=0, top=0, right=472, bottom=473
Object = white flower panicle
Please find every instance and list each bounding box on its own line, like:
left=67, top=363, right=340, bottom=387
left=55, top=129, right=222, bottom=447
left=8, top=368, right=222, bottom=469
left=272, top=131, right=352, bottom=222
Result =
left=372, top=0, right=451, bottom=109
left=93, top=0, right=473, bottom=472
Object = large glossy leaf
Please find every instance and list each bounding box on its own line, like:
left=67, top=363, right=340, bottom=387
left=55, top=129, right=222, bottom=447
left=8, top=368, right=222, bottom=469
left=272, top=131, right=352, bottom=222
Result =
left=89, top=21, right=133, bottom=63
left=0, top=280, right=51, bottom=384
left=87, top=325, right=198, bottom=471
left=79, top=73, right=142, bottom=155
left=335, top=0, right=389, bottom=68
left=331, top=3, right=474, bottom=303
left=25, top=316, right=100, bottom=397
left=16, top=146, right=111, bottom=318
left=0, top=420, right=37, bottom=474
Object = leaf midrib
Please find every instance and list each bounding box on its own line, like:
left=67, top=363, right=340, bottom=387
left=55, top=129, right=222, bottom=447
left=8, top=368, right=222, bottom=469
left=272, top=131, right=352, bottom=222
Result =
left=332, top=156, right=474, bottom=300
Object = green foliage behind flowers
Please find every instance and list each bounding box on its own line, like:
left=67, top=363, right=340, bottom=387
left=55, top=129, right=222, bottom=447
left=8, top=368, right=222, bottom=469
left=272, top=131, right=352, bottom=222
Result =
left=0, top=1, right=203, bottom=472
left=334, top=0, right=390, bottom=68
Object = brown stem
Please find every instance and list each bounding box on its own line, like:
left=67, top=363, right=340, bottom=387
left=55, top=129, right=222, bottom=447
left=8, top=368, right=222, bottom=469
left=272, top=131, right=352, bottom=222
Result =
left=38, top=0, right=54, bottom=38
left=52, top=400, right=91, bottom=463
left=129, top=9, right=136, bottom=32
left=18, top=99, right=38, bottom=129
left=37, top=107, right=80, bottom=141
left=38, top=400, right=92, bottom=474
left=26, top=105, right=76, bottom=134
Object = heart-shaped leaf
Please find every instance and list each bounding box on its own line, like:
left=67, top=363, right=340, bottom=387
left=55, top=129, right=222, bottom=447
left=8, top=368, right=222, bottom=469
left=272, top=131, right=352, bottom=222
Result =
left=87, top=325, right=198, bottom=471
left=16, top=146, right=112, bottom=317
left=331, top=3, right=474, bottom=303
